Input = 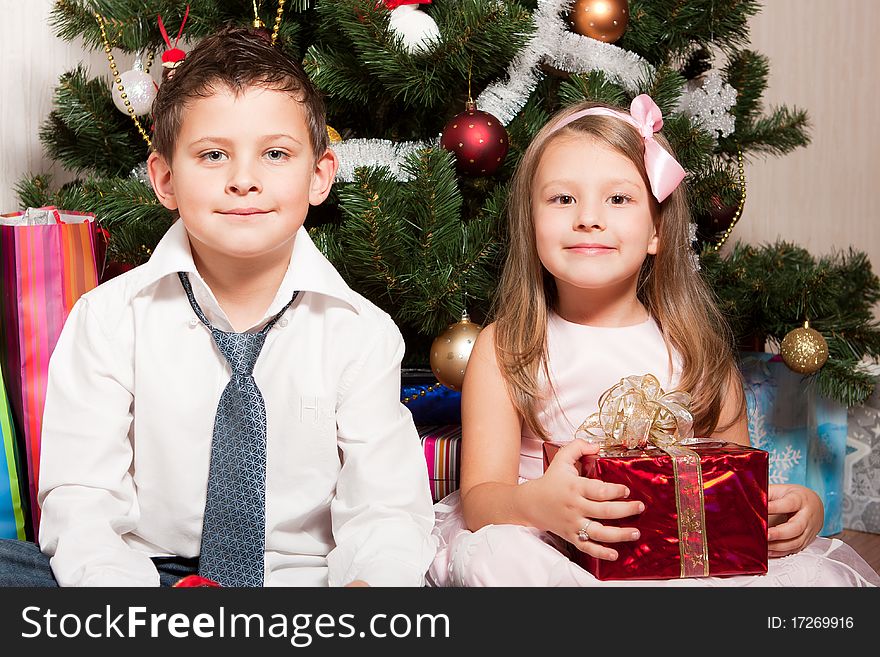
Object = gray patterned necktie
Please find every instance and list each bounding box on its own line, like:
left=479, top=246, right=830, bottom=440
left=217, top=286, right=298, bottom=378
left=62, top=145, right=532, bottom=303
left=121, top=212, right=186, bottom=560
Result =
left=179, top=272, right=298, bottom=587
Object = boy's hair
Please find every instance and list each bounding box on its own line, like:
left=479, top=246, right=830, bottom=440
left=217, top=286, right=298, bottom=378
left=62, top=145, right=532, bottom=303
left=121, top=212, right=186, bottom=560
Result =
left=493, top=100, right=745, bottom=440
left=150, top=25, right=328, bottom=161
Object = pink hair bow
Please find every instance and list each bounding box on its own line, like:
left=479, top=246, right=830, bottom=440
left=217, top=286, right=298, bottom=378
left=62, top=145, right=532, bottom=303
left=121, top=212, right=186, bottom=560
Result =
left=548, top=94, right=686, bottom=202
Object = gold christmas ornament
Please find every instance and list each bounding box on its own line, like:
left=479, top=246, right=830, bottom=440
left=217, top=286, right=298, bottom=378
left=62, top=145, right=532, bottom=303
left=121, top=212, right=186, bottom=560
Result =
left=430, top=312, right=483, bottom=391
left=569, top=0, right=629, bottom=44
left=327, top=125, right=343, bottom=143
left=780, top=320, right=829, bottom=375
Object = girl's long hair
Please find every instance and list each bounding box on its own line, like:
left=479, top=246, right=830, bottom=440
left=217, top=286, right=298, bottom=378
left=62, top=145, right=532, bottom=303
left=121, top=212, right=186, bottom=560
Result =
left=493, top=100, right=744, bottom=439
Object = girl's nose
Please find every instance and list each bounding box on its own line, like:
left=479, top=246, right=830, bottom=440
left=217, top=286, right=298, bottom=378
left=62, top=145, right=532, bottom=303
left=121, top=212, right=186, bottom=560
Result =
left=574, top=205, right=605, bottom=231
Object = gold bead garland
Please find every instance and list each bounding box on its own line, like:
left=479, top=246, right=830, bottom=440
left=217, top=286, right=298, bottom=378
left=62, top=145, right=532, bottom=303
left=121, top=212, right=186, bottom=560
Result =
left=253, top=0, right=286, bottom=45
left=95, top=12, right=153, bottom=149
left=710, top=146, right=746, bottom=252
left=271, top=0, right=286, bottom=46
left=401, top=382, right=444, bottom=405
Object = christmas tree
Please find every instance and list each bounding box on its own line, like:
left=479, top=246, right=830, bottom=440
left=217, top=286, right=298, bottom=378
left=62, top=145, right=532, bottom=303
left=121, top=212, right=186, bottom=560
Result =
left=17, top=0, right=880, bottom=404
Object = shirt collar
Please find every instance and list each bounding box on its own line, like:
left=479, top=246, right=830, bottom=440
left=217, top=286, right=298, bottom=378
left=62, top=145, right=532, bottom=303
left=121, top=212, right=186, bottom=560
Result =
left=139, top=218, right=361, bottom=317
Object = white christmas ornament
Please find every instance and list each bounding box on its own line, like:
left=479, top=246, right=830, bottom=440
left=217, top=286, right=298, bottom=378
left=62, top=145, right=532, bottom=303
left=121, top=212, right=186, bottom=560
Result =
left=676, top=71, right=737, bottom=139
left=111, top=58, right=157, bottom=116
left=388, top=5, right=440, bottom=54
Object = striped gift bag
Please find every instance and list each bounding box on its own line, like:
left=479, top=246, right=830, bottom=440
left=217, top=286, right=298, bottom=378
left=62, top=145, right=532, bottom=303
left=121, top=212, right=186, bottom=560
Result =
left=418, top=425, right=462, bottom=503
left=0, top=207, right=100, bottom=536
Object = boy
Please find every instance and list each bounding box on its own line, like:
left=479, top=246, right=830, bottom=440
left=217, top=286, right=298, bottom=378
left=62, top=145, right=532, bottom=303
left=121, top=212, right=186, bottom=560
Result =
left=0, top=27, right=435, bottom=586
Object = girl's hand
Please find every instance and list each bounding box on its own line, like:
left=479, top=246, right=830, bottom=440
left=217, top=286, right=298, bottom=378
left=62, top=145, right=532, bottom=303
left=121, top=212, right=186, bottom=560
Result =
left=525, top=439, right=644, bottom=562
left=767, top=483, right=824, bottom=558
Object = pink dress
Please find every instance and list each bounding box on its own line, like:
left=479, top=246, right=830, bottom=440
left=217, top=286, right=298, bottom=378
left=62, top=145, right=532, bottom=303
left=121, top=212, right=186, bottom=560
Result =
left=427, top=313, right=880, bottom=587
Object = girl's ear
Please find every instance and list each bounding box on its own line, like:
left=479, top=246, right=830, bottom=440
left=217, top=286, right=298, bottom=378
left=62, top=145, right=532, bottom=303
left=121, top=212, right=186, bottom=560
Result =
left=147, top=151, right=179, bottom=211
left=647, top=230, right=659, bottom=255
left=309, top=148, right=339, bottom=205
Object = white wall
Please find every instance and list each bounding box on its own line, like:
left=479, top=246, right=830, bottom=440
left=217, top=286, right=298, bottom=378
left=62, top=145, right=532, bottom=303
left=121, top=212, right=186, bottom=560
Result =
left=741, top=0, right=880, bottom=319
left=1, top=0, right=112, bottom=202
left=2, top=0, right=878, bottom=319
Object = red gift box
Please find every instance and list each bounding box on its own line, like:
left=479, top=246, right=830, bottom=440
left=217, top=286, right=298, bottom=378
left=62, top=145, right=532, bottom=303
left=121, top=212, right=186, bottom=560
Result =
left=543, top=440, right=768, bottom=581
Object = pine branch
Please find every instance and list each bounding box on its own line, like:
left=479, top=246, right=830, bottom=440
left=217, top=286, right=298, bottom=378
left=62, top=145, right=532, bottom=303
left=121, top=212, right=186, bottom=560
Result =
left=622, top=0, right=760, bottom=65
left=557, top=71, right=629, bottom=109
left=39, top=66, right=148, bottom=177
left=80, top=176, right=174, bottom=263
left=723, top=49, right=769, bottom=126
left=814, top=359, right=878, bottom=408
left=724, top=105, right=811, bottom=158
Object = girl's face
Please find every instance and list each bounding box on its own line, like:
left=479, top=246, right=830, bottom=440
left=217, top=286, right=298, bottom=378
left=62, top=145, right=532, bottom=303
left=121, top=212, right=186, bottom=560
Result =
left=531, top=134, right=658, bottom=304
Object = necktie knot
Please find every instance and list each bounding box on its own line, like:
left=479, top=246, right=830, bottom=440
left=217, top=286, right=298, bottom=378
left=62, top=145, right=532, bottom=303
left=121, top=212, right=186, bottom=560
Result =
left=212, top=329, right=266, bottom=377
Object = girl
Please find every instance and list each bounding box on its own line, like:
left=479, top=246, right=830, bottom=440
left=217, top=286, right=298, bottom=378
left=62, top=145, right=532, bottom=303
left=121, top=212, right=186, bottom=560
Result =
left=427, top=95, right=879, bottom=587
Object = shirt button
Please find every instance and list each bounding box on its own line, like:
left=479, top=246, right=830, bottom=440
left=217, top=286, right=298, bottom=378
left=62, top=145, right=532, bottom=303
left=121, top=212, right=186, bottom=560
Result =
left=188, top=318, right=199, bottom=328
left=278, top=318, right=289, bottom=328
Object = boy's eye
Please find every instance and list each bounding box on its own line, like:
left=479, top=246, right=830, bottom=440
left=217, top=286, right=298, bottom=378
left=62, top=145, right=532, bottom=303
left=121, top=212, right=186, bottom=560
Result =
left=609, top=194, right=632, bottom=205
left=201, top=150, right=227, bottom=162
left=265, top=149, right=289, bottom=161
left=550, top=194, right=575, bottom=205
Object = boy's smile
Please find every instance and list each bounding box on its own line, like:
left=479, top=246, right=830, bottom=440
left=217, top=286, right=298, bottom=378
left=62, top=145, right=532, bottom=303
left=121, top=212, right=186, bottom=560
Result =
left=148, top=84, right=337, bottom=266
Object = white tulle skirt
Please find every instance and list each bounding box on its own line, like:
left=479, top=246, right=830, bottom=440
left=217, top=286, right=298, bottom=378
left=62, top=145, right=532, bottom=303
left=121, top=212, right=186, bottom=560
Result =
left=427, top=491, right=880, bottom=587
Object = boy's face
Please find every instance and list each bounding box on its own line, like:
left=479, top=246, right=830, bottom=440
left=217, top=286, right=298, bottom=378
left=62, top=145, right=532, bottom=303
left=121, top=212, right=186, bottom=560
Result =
left=148, top=85, right=337, bottom=263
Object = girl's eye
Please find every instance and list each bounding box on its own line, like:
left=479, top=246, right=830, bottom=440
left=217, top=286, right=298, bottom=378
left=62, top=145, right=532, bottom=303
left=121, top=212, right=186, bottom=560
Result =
left=201, top=150, right=226, bottom=162
left=551, top=194, right=575, bottom=205
left=609, top=194, right=632, bottom=205
left=265, top=149, right=288, bottom=161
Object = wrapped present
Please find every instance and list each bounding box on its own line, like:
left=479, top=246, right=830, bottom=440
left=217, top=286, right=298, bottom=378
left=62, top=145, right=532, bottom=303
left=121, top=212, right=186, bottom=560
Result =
left=843, top=363, right=880, bottom=534
left=543, top=374, right=768, bottom=581
left=739, top=352, right=847, bottom=535
left=402, top=369, right=461, bottom=425
left=418, top=425, right=461, bottom=503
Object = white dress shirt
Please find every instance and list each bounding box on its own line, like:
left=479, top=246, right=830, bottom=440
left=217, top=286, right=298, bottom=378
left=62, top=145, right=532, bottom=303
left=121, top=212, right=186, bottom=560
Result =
left=37, top=219, right=436, bottom=587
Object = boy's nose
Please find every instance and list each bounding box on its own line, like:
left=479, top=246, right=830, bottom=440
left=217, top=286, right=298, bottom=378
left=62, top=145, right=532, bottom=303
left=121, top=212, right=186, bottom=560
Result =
left=226, top=167, right=262, bottom=194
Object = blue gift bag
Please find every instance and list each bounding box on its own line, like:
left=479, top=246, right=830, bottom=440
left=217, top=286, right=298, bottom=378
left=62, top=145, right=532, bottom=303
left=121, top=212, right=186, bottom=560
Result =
left=740, top=352, right=847, bottom=536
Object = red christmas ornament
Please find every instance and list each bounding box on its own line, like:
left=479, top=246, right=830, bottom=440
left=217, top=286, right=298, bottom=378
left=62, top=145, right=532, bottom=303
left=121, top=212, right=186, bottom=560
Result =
left=158, top=5, right=190, bottom=81
left=440, top=100, right=509, bottom=176
left=381, top=0, right=432, bottom=8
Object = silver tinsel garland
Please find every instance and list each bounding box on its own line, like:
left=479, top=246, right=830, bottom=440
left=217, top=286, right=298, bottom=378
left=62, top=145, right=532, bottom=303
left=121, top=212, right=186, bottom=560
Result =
left=334, top=138, right=437, bottom=183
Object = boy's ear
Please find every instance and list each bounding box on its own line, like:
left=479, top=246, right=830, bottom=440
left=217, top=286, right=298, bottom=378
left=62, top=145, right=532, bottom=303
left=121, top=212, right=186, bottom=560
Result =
left=309, top=148, right=339, bottom=206
left=147, top=151, right=179, bottom=211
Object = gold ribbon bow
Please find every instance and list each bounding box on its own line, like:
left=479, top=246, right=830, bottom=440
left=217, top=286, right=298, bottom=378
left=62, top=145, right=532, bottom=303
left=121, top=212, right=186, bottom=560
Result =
left=575, top=374, right=708, bottom=578
left=575, top=373, right=695, bottom=449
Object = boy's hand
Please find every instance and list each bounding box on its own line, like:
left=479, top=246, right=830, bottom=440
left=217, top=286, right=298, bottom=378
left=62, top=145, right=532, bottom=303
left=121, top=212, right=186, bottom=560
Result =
left=525, top=439, right=644, bottom=562
left=344, top=580, right=370, bottom=587
left=767, top=483, right=824, bottom=558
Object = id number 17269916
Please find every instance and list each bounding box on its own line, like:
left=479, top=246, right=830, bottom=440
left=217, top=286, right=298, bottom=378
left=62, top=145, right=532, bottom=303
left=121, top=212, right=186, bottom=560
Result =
left=768, top=617, right=854, bottom=630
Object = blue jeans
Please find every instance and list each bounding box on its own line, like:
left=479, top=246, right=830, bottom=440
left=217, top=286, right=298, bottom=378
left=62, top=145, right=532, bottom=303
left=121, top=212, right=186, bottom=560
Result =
left=0, top=539, right=198, bottom=586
